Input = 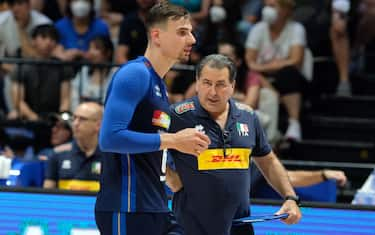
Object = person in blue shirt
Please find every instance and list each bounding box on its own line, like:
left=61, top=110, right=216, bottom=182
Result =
left=166, top=54, right=301, bottom=235
left=95, top=2, right=210, bottom=235
left=53, top=0, right=110, bottom=61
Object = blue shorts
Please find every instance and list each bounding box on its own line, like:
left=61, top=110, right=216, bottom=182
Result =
left=95, top=211, right=184, bottom=235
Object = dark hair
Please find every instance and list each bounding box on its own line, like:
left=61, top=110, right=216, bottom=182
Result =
left=90, top=35, right=114, bottom=62
left=5, top=0, right=29, bottom=6
left=31, top=24, right=60, bottom=42
left=196, top=54, right=237, bottom=83
left=145, top=1, right=189, bottom=31
left=65, top=0, right=95, bottom=22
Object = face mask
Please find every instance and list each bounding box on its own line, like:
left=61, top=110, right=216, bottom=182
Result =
left=209, top=5, right=227, bottom=23
left=262, top=6, right=278, bottom=24
left=71, top=0, right=91, bottom=18
left=332, top=0, right=350, bottom=14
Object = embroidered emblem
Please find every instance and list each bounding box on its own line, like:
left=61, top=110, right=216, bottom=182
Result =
left=236, top=122, right=249, bottom=136
left=61, top=160, right=71, bottom=169
left=235, top=102, right=254, bottom=114
left=152, top=110, right=171, bottom=129
left=195, top=124, right=205, bottom=134
left=175, top=101, right=195, bottom=114
left=91, top=162, right=102, bottom=175
left=155, top=85, right=162, bottom=97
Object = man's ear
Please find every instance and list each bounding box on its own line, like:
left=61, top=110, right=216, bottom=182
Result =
left=232, top=79, right=236, bottom=89
left=150, top=28, right=161, bottom=46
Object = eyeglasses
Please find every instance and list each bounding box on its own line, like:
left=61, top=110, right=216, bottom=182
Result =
left=222, top=130, right=232, bottom=157
left=200, top=79, right=232, bottom=90
left=72, top=114, right=97, bottom=122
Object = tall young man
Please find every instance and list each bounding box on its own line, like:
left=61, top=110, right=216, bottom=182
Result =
left=95, top=2, right=210, bottom=235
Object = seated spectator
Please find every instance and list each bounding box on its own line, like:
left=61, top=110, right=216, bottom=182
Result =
left=331, top=0, right=352, bottom=96
left=40, top=0, right=66, bottom=22
left=71, top=35, right=115, bottom=110
left=115, top=0, right=156, bottom=64
left=0, top=0, right=51, bottom=62
left=170, top=0, right=211, bottom=25
left=99, top=0, right=138, bottom=36
left=43, top=102, right=105, bottom=192
left=250, top=162, right=347, bottom=201
left=353, top=0, right=375, bottom=74
left=245, top=0, right=307, bottom=141
left=236, top=0, right=263, bottom=44
left=9, top=24, right=72, bottom=121
left=218, top=40, right=281, bottom=144
left=37, top=112, right=73, bottom=161
left=0, top=0, right=9, bottom=11
left=53, top=0, right=110, bottom=61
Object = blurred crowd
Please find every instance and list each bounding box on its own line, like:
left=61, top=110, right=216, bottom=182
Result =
left=0, top=0, right=372, bottom=195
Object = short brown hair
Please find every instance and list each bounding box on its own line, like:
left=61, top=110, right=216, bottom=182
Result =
left=145, top=1, right=189, bottom=30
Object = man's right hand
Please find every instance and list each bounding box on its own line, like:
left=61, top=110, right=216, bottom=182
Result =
left=160, top=128, right=210, bottom=156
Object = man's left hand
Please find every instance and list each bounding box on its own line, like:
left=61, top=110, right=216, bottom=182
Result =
left=276, top=200, right=302, bottom=225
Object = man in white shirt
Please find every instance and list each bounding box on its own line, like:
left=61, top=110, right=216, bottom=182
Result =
left=0, top=0, right=51, bottom=59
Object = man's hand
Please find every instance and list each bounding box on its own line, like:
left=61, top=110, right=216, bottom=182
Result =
left=160, top=128, right=210, bottom=156
left=323, top=170, right=347, bottom=187
left=276, top=200, right=302, bottom=225
left=166, top=166, right=183, bottom=192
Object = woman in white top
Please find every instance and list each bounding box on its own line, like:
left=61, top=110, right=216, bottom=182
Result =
left=71, top=35, right=115, bottom=111
left=245, top=0, right=307, bottom=141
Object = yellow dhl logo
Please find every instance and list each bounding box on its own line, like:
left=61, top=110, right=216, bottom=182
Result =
left=58, top=179, right=100, bottom=192
left=198, top=148, right=251, bottom=170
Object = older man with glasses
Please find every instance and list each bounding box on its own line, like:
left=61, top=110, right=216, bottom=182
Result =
left=43, top=101, right=107, bottom=192
left=167, top=54, right=301, bottom=235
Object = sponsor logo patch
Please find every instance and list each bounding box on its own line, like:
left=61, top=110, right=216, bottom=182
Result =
left=152, top=110, right=171, bottom=129
left=175, top=101, right=195, bottom=114
left=198, top=148, right=251, bottom=170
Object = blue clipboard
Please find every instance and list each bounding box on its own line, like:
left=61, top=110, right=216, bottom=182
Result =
left=232, top=213, right=289, bottom=225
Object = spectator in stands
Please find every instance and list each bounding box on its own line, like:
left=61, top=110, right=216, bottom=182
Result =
left=9, top=24, right=72, bottom=121
left=40, top=0, right=66, bottom=22
left=99, top=0, right=138, bottom=31
left=0, top=0, right=9, bottom=11
left=331, top=0, right=352, bottom=96
left=218, top=40, right=281, bottom=144
left=0, top=0, right=51, bottom=60
left=37, top=112, right=73, bottom=161
left=250, top=163, right=348, bottom=201
left=236, top=0, right=263, bottom=44
left=53, top=0, right=110, bottom=61
left=43, top=102, right=105, bottom=192
left=245, top=0, right=307, bottom=142
left=352, top=0, right=375, bottom=74
left=71, top=35, right=114, bottom=110
left=170, top=0, right=211, bottom=25
left=115, top=0, right=156, bottom=64
left=196, top=0, right=242, bottom=57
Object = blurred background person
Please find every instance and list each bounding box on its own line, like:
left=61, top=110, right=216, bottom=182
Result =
left=8, top=24, right=72, bottom=121
left=43, top=102, right=104, bottom=192
left=115, top=0, right=156, bottom=64
left=71, top=35, right=114, bottom=110
left=245, top=0, right=307, bottom=142
left=53, top=0, right=110, bottom=61
left=37, top=112, right=73, bottom=161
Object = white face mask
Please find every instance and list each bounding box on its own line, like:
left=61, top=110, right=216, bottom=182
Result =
left=262, top=6, right=278, bottom=24
left=332, top=0, right=350, bottom=14
left=71, top=0, right=91, bottom=18
left=209, top=5, right=227, bottom=23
